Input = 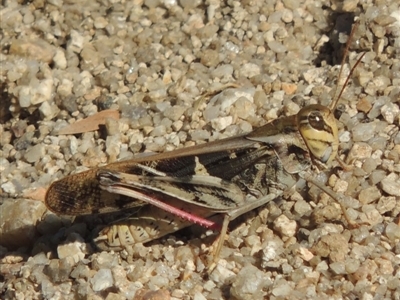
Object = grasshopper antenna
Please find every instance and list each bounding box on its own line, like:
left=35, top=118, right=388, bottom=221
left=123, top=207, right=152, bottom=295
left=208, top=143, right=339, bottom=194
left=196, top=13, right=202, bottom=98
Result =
left=329, top=21, right=366, bottom=111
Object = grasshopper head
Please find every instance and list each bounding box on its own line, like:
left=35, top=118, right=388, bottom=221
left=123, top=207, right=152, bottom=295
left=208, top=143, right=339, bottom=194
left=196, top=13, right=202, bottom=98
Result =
left=297, top=104, right=339, bottom=166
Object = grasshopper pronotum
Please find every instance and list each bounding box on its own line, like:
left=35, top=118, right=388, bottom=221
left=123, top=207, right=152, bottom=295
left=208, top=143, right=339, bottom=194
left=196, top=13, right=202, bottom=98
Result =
left=45, top=23, right=365, bottom=266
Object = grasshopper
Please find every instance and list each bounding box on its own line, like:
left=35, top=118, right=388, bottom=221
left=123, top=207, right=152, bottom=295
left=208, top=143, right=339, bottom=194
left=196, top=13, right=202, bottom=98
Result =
left=45, top=25, right=364, bottom=265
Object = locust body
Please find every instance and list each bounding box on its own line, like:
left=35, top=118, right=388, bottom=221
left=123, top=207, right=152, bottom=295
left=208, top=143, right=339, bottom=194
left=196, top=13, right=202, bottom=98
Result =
left=45, top=104, right=343, bottom=253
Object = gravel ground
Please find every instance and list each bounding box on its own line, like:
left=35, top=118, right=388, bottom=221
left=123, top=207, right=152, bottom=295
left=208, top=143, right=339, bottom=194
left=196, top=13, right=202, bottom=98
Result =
left=1, top=0, right=400, bottom=299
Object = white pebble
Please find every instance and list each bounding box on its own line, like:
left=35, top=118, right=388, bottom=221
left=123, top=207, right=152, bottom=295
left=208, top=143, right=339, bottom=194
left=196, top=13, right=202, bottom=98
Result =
left=381, top=103, right=399, bottom=124
left=68, top=30, right=84, bottom=53
left=339, top=131, right=351, bottom=143
left=1, top=181, right=16, bottom=194
left=31, top=79, right=54, bottom=105
left=211, top=116, right=232, bottom=131
left=90, top=269, right=114, bottom=292
left=18, top=86, right=32, bottom=108
left=281, top=9, right=293, bottom=23
left=380, top=174, right=400, bottom=196
left=240, top=62, right=261, bottom=78
left=39, top=101, right=60, bottom=120
left=193, top=292, right=207, bottom=300
left=53, top=49, right=67, bottom=69
left=24, top=144, right=45, bottom=163
left=209, top=261, right=236, bottom=284
left=273, top=214, right=297, bottom=237
left=57, top=240, right=85, bottom=263
left=57, top=79, right=74, bottom=97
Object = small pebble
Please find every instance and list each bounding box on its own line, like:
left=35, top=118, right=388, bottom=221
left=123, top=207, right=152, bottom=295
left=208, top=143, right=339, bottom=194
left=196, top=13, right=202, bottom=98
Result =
left=90, top=269, right=114, bottom=292
left=10, top=39, right=55, bottom=63
left=380, top=175, right=400, bottom=196
left=43, top=258, right=74, bottom=283
left=211, top=116, right=232, bottom=131
left=273, top=215, right=297, bottom=237
left=312, top=233, right=349, bottom=263
left=163, top=106, right=186, bottom=121
left=385, top=223, right=400, bottom=241
left=381, top=103, right=399, bottom=124
left=356, top=97, right=372, bottom=113
left=330, top=261, right=346, bottom=275
left=376, top=196, right=396, bottom=214
left=57, top=234, right=86, bottom=263
left=67, top=30, right=84, bottom=53
left=352, top=122, right=376, bottom=142
left=0, top=199, right=46, bottom=249
left=358, top=186, right=381, bottom=204
left=209, top=262, right=236, bottom=285
left=230, top=265, right=270, bottom=299
left=24, top=144, right=45, bottom=163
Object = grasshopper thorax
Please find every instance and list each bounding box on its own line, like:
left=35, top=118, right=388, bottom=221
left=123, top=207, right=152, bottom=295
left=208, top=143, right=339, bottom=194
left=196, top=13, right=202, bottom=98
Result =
left=296, top=104, right=339, bottom=166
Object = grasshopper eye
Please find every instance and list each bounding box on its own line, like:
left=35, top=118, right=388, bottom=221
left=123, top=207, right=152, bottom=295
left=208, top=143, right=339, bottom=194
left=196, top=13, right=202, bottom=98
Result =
left=308, top=111, right=325, bottom=131
left=297, top=104, right=339, bottom=165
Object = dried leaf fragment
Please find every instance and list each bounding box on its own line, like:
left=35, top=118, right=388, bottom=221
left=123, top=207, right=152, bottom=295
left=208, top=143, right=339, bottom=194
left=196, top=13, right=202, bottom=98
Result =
left=57, top=110, right=119, bottom=135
